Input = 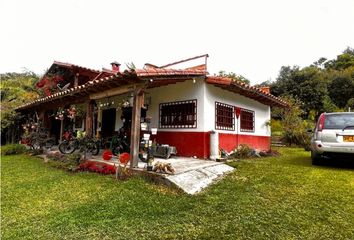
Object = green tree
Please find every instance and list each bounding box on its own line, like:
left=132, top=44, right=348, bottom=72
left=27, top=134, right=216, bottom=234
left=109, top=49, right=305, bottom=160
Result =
left=312, top=57, right=327, bottom=68
left=270, top=47, right=354, bottom=117
left=327, top=66, right=354, bottom=108
left=218, top=71, right=250, bottom=85
left=322, top=95, right=340, bottom=113
left=296, top=66, right=328, bottom=115
left=269, top=66, right=299, bottom=97
left=324, top=47, right=354, bottom=70
left=346, top=98, right=354, bottom=111
left=270, top=66, right=328, bottom=117
left=1, top=72, right=40, bottom=142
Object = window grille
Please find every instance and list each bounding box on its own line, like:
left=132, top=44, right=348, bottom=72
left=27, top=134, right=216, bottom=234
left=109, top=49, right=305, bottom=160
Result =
left=215, top=102, right=235, bottom=130
left=240, top=109, right=255, bottom=132
left=159, top=99, right=197, bottom=128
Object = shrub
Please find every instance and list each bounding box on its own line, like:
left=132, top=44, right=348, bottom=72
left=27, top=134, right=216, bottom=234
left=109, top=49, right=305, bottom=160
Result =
left=1, top=144, right=27, bottom=156
left=46, top=152, right=82, bottom=171
left=271, top=119, right=283, bottom=136
left=66, top=153, right=82, bottom=165
left=259, top=149, right=280, bottom=157
left=228, top=145, right=280, bottom=159
left=78, top=161, right=116, bottom=175
left=28, top=149, right=44, bottom=156
left=274, top=96, right=314, bottom=149
left=230, top=144, right=253, bottom=159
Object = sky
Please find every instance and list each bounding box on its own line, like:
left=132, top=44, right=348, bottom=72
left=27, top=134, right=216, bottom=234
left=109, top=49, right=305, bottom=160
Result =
left=1, top=0, right=354, bottom=85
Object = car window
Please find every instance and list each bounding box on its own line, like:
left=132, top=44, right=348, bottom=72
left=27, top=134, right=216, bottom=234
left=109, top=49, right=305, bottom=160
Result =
left=324, top=114, right=354, bottom=129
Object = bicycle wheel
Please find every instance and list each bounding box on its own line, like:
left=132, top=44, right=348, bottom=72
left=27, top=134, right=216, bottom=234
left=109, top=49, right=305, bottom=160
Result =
left=45, top=138, right=55, bottom=149
left=86, top=140, right=100, bottom=155
left=31, top=140, right=42, bottom=150
left=59, top=140, right=76, bottom=154
left=112, top=144, right=124, bottom=156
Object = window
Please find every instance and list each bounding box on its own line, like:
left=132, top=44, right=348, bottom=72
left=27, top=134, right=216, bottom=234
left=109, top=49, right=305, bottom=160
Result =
left=240, top=109, right=254, bottom=132
left=159, top=100, right=197, bottom=128
left=215, top=102, right=235, bottom=130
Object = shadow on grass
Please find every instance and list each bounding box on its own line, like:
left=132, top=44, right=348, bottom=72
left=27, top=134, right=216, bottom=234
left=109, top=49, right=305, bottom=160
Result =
left=314, top=158, right=354, bottom=170
left=284, top=155, right=313, bottom=168
left=278, top=148, right=354, bottom=170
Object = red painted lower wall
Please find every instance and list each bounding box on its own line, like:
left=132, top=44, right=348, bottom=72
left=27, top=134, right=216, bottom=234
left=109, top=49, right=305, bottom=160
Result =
left=154, top=131, right=270, bottom=159
left=219, top=133, right=270, bottom=152
left=155, top=131, right=210, bottom=159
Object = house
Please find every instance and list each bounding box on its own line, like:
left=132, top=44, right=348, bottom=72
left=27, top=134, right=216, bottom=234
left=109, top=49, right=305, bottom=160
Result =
left=17, top=54, right=287, bottom=164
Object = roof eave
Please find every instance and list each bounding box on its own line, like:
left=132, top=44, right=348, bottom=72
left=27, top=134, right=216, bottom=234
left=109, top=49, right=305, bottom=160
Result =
left=206, top=76, right=288, bottom=108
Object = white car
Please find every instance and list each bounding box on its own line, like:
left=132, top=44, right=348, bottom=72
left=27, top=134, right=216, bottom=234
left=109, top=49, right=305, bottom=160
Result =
left=311, top=112, right=354, bottom=164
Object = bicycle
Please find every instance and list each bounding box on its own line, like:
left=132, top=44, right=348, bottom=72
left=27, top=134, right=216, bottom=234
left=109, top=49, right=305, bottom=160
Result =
left=28, top=127, right=55, bottom=150
left=59, top=131, right=100, bottom=155
left=109, top=129, right=153, bottom=163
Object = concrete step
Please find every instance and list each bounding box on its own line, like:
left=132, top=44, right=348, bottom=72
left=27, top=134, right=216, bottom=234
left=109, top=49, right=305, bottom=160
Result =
left=166, top=164, right=234, bottom=194
left=271, top=143, right=286, bottom=147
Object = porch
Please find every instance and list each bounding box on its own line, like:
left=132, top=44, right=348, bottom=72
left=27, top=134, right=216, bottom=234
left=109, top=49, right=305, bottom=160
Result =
left=89, top=155, right=234, bottom=195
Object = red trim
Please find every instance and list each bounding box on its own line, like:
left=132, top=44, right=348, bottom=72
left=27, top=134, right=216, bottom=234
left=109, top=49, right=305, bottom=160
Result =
left=155, top=131, right=210, bottom=159
left=154, top=131, right=269, bottom=159
left=219, top=133, right=270, bottom=152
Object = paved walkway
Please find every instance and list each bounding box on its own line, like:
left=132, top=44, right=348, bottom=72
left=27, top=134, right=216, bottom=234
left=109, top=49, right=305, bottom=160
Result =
left=91, top=155, right=234, bottom=194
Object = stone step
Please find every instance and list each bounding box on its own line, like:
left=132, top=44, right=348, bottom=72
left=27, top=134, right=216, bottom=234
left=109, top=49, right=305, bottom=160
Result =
left=271, top=143, right=286, bottom=147
left=166, top=164, right=234, bottom=194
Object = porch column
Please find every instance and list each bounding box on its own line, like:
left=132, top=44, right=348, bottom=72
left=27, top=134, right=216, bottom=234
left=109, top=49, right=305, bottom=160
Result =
left=85, top=100, right=95, bottom=137
left=74, top=73, right=79, bottom=88
left=130, top=89, right=144, bottom=168
left=59, top=119, right=64, bottom=142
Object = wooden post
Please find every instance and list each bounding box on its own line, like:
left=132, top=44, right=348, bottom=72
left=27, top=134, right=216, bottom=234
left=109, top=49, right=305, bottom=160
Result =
left=60, top=119, right=64, bottom=142
left=96, top=106, right=102, bottom=138
left=85, top=100, right=94, bottom=137
left=74, top=73, right=79, bottom=88
left=130, top=89, right=144, bottom=168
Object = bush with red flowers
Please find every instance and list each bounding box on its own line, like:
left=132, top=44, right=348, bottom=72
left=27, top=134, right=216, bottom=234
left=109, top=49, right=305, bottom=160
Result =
left=78, top=160, right=116, bottom=175
left=119, top=152, right=130, bottom=164
left=102, top=150, right=113, bottom=161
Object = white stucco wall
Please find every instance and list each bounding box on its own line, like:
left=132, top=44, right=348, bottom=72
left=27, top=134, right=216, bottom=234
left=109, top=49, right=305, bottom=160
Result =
left=204, top=84, right=271, bottom=136
left=95, top=80, right=271, bottom=137
left=146, top=78, right=205, bottom=132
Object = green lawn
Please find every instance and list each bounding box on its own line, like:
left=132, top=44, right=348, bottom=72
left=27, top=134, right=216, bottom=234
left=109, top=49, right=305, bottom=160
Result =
left=1, top=148, right=353, bottom=240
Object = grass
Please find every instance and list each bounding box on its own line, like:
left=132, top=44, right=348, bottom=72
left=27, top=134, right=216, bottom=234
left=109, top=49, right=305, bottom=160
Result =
left=1, top=148, right=353, bottom=239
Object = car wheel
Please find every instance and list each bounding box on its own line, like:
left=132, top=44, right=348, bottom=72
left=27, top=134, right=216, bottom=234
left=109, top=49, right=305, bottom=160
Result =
left=311, top=150, right=322, bottom=165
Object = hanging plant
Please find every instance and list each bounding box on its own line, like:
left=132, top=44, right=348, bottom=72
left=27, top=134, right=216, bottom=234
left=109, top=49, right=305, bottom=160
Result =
left=53, top=105, right=85, bottom=121
left=116, top=99, right=130, bottom=110
left=55, top=107, right=66, bottom=120
left=36, top=74, right=65, bottom=97
left=73, top=105, right=85, bottom=118
left=67, top=106, right=77, bottom=119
